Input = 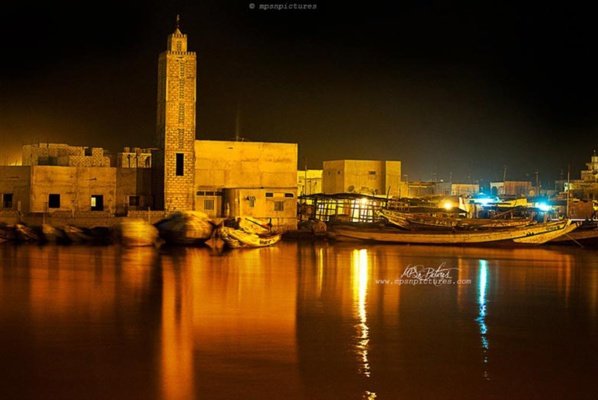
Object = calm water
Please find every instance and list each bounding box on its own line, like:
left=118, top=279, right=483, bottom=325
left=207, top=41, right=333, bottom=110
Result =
left=0, top=241, right=597, bottom=400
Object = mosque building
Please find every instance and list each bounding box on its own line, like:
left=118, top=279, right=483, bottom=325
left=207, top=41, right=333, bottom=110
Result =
left=0, top=20, right=298, bottom=230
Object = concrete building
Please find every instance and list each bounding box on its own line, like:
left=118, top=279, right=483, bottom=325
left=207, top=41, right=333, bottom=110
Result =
left=322, top=160, right=402, bottom=197
left=490, top=181, right=532, bottom=197
left=297, top=169, right=323, bottom=196
left=116, top=147, right=152, bottom=168
left=1, top=21, right=299, bottom=230
left=436, top=182, right=480, bottom=197
left=194, top=140, right=298, bottom=228
left=22, top=143, right=111, bottom=167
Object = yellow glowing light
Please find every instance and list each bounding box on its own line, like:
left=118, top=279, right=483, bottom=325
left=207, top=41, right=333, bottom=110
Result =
left=443, top=202, right=453, bottom=210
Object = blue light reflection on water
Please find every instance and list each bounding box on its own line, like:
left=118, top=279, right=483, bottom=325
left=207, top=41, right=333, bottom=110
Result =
left=476, top=259, right=490, bottom=379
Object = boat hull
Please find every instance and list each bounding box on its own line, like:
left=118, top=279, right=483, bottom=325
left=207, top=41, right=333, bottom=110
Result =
left=329, top=220, right=579, bottom=246
left=218, top=226, right=281, bottom=249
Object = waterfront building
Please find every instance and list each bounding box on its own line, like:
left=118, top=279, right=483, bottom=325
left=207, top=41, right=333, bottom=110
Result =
left=490, top=181, right=532, bottom=197
left=195, top=140, right=298, bottom=229
left=435, top=182, right=480, bottom=197
left=0, top=20, right=299, bottom=229
left=297, top=169, right=323, bottom=196
left=322, top=160, right=402, bottom=197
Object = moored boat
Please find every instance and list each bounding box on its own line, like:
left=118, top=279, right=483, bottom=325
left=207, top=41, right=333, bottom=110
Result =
left=115, top=219, right=162, bottom=248
left=329, top=219, right=580, bottom=246
left=42, top=224, right=70, bottom=244
left=14, top=224, right=43, bottom=243
left=378, top=209, right=534, bottom=231
left=154, top=211, right=216, bottom=246
left=0, top=223, right=16, bottom=243
left=217, top=216, right=280, bottom=249
left=218, top=225, right=281, bottom=249
left=63, top=225, right=96, bottom=243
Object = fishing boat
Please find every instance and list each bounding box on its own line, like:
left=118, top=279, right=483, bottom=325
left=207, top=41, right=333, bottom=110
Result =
left=377, top=209, right=534, bottom=231
left=115, top=219, right=162, bottom=248
left=328, top=219, right=580, bottom=246
left=63, top=225, right=96, bottom=243
left=218, top=225, right=281, bottom=249
left=154, top=211, right=216, bottom=246
left=217, top=216, right=280, bottom=249
left=547, top=221, right=598, bottom=246
left=0, top=224, right=16, bottom=243
left=14, top=224, right=43, bottom=243
left=42, top=224, right=70, bottom=244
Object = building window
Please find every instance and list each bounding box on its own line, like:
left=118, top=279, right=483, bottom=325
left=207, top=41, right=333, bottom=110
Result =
left=85, top=147, right=92, bottom=156
left=284, top=193, right=294, bottom=198
left=204, top=199, right=214, bottom=210
left=48, top=194, right=60, bottom=209
left=2, top=193, right=13, bottom=209
left=91, top=195, right=104, bottom=211
left=265, top=192, right=274, bottom=198
left=274, top=201, right=285, bottom=211
left=176, top=153, right=184, bottom=176
left=129, top=196, right=140, bottom=207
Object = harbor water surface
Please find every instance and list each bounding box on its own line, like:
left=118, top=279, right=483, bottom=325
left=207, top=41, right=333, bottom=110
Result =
left=0, top=241, right=597, bottom=399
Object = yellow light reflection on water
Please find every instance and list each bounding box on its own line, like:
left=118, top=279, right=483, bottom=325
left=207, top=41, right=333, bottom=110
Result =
left=351, top=249, right=371, bottom=378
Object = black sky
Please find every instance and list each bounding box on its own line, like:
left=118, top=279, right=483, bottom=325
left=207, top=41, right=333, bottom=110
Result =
left=1, top=1, right=597, bottom=186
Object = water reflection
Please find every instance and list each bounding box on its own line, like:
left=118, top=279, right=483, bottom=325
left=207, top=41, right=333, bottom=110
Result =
left=351, top=249, right=371, bottom=379
left=1, top=243, right=598, bottom=399
left=477, top=259, right=489, bottom=379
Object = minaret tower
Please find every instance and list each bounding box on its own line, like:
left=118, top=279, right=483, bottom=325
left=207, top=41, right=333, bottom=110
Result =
left=154, top=16, right=196, bottom=211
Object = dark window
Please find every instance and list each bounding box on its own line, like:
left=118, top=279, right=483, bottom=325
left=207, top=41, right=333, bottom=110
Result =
left=128, top=196, right=140, bottom=206
left=284, top=193, right=294, bottom=198
left=265, top=192, right=274, bottom=198
left=3, top=193, right=13, bottom=208
left=204, top=199, right=214, bottom=210
left=85, top=147, right=92, bottom=156
left=48, top=194, right=60, bottom=208
left=91, top=195, right=104, bottom=211
left=274, top=201, right=285, bottom=211
left=176, top=153, right=184, bottom=176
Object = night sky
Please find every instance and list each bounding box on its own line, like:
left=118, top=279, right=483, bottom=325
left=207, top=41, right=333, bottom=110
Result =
left=1, top=1, right=597, bottom=187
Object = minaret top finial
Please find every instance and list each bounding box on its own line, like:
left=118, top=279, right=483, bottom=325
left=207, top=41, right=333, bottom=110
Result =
left=176, top=14, right=180, bottom=29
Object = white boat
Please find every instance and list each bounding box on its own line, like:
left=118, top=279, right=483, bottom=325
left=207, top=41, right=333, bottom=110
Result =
left=329, top=219, right=580, bottom=246
left=218, top=225, right=281, bottom=249
left=155, top=211, right=216, bottom=246
left=116, top=219, right=162, bottom=248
